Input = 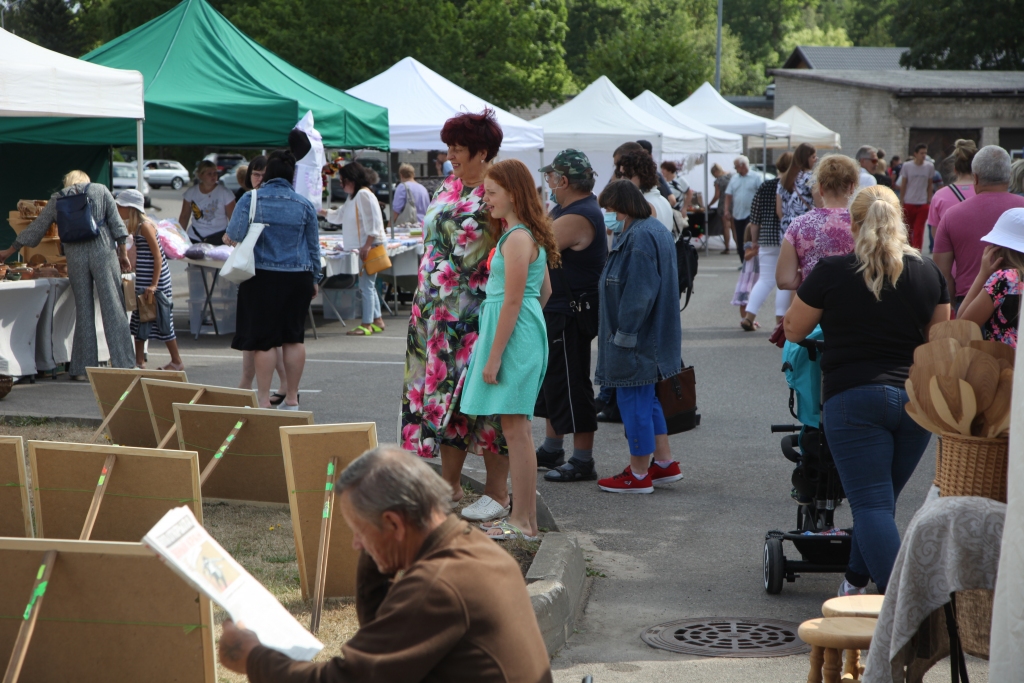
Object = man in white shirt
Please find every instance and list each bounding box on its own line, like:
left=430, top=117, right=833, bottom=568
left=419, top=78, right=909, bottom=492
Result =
left=723, top=155, right=763, bottom=263
left=856, top=145, right=878, bottom=189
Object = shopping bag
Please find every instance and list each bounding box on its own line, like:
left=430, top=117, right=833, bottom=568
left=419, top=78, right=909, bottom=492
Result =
left=122, top=273, right=137, bottom=312
left=138, top=289, right=157, bottom=323
left=220, top=189, right=265, bottom=284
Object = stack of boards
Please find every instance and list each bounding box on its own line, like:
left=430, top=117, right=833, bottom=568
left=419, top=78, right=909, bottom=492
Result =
left=1, top=367, right=378, bottom=681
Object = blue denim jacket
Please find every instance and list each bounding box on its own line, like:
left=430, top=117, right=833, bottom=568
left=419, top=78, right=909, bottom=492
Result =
left=594, top=217, right=682, bottom=387
left=226, top=178, right=321, bottom=273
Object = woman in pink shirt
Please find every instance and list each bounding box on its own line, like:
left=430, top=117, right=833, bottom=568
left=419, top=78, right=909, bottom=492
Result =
left=926, top=139, right=977, bottom=252
left=776, top=155, right=860, bottom=290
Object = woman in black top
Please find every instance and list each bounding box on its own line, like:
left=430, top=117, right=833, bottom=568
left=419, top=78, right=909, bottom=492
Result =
left=784, top=185, right=950, bottom=596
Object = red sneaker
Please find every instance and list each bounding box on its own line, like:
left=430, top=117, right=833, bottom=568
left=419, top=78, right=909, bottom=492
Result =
left=649, top=461, right=684, bottom=487
left=598, top=467, right=654, bottom=494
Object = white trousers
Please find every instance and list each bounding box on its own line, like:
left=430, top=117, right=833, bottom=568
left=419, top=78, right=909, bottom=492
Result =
left=746, top=246, right=792, bottom=318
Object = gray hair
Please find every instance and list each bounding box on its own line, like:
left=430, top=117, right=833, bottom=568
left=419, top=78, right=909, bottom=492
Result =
left=734, top=155, right=750, bottom=168
left=855, top=145, right=877, bottom=162
left=972, top=145, right=1012, bottom=186
left=1009, top=159, right=1024, bottom=195
left=336, top=445, right=451, bottom=528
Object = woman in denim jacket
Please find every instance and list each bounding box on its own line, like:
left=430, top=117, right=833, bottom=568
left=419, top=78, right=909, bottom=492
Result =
left=225, top=150, right=321, bottom=409
left=594, top=180, right=684, bottom=493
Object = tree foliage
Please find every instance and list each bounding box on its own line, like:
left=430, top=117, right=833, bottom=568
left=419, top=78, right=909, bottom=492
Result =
left=893, top=0, right=1023, bottom=70
left=5, top=0, right=88, bottom=55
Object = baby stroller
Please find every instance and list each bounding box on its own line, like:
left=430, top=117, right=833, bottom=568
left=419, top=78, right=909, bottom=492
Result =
left=763, top=329, right=852, bottom=594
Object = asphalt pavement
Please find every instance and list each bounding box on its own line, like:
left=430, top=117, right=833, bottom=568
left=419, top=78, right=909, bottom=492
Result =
left=3, top=193, right=986, bottom=681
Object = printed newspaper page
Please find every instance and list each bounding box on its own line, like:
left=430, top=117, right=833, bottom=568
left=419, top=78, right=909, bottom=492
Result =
left=144, top=506, right=324, bottom=661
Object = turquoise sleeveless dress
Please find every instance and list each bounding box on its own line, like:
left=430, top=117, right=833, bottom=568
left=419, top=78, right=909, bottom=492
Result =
left=461, top=225, right=549, bottom=417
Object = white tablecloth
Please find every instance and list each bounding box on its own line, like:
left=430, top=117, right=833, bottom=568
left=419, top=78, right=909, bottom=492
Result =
left=323, top=241, right=423, bottom=277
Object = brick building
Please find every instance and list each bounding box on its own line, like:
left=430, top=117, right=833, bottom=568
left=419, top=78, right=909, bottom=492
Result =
left=772, top=69, right=1024, bottom=170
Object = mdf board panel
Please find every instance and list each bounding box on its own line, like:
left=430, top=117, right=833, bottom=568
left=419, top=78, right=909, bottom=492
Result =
left=173, top=404, right=313, bottom=504
left=0, top=538, right=216, bottom=683
left=28, top=441, right=202, bottom=541
left=87, top=367, right=187, bottom=447
left=280, top=423, right=377, bottom=600
left=0, top=436, right=32, bottom=537
left=141, top=378, right=258, bottom=446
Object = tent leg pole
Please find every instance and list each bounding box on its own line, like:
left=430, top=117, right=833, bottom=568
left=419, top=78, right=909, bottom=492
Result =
left=136, top=120, right=144, bottom=192
left=704, top=141, right=709, bottom=256
left=763, top=136, right=767, bottom=176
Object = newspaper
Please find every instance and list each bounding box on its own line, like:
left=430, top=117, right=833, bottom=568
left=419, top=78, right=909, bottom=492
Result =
left=143, top=506, right=324, bottom=661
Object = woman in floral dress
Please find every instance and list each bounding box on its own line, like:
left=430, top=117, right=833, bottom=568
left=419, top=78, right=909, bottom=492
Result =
left=401, top=110, right=512, bottom=521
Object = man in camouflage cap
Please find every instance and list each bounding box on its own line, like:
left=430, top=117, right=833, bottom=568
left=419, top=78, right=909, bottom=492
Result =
left=533, top=149, right=608, bottom=483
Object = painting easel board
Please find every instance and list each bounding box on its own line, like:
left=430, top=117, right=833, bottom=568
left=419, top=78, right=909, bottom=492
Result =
left=0, top=437, right=32, bottom=537
left=281, top=423, right=378, bottom=602
left=28, top=441, right=202, bottom=541
left=0, top=538, right=215, bottom=683
left=141, top=378, right=258, bottom=448
left=87, top=367, right=187, bottom=447
left=173, top=404, right=313, bottom=504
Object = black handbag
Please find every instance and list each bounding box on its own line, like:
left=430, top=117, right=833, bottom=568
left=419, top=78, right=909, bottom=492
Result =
left=656, top=366, right=701, bottom=434
left=55, top=185, right=100, bottom=243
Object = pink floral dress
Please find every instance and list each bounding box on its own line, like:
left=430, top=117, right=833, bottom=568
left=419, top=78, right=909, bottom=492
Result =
left=784, top=207, right=854, bottom=280
left=983, top=269, right=1020, bottom=348
left=400, top=176, right=507, bottom=458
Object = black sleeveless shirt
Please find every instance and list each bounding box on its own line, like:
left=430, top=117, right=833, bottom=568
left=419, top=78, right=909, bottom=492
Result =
left=545, top=195, right=608, bottom=315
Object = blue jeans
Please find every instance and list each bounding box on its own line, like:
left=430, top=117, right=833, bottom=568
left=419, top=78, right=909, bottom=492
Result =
left=358, top=272, right=381, bottom=324
left=617, top=384, right=667, bottom=456
left=824, top=384, right=931, bottom=593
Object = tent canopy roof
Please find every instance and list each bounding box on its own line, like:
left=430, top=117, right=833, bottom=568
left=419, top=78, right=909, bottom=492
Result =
left=675, top=82, right=790, bottom=137
left=347, top=57, right=542, bottom=152
left=0, top=28, right=143, bottom=119
left=533, top=76, right=707, bottom=155
left=0, top=0, right=388, bottom=148
left=747, top=105, right=840, bottom=149
left=631, top=90, right=742, bottom=154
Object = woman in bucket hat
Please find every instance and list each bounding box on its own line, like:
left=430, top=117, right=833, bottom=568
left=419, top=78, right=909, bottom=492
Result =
left=957, top=207, right=1024, bottom=348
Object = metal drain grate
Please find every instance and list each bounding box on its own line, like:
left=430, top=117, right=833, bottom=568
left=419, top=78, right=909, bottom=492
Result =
left=642, top=617, right=809, bottom=657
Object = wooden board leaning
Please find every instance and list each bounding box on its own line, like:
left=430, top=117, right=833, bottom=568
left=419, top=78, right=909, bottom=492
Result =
left=28, top=441, right=202, bottom=541
left=86, top=367, right=187, bottom=447
left=280, top=423, right=378, bottom=602
left=0, top=538, right=216, bottom=683
left=0, top=437, right=32, bottom=538
left=173, top=404, right=313, bottom=504
left=141, top=378, right=258, bottom=449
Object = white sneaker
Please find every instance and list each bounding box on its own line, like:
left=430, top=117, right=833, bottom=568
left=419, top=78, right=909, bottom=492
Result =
left=460, top=495, right=510, bottom=522
left=838, top=579, right=868, bottom=597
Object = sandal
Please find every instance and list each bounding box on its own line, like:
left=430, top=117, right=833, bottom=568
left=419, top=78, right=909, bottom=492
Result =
left=159, top=362, right=184, bottom=371
left=369, top=323, right=384, bottom=333
left=269, top=392, right=286, bottom=406
left=347, top=325, right=375, bottom=336
left=740, top=318, right=755, bottom=332
left=486, top=520, right=539, bottom=542
left=544, top=458, right=598, bottom=482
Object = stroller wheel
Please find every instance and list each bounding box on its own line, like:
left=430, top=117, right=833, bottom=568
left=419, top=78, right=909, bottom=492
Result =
left=764, top=538, right=785, bottom=594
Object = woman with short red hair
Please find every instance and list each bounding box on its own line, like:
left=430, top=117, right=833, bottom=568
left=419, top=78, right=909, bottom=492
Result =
left=400, top=110, right=512, bottom=523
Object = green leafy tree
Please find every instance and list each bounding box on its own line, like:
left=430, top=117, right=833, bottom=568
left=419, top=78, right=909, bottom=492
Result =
left=722, top=0, right=807, bottom=67
left=563, top=0, right=628, bottom=80
left=893, top=0, right=1023, bottom=69
left=778, top=25, right=852, bottom=57
left=6, top=0, right=86, bottom=55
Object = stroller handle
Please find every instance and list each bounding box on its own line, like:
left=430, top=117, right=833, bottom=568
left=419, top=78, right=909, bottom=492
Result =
left=771, top=424, right=802, bottom=433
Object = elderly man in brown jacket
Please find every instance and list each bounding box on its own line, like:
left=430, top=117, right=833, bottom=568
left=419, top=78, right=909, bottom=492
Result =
left=218, top=445, right=553, bottom=683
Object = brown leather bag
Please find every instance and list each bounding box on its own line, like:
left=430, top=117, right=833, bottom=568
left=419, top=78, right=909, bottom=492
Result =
left=656, top=366, right=700, bottom=434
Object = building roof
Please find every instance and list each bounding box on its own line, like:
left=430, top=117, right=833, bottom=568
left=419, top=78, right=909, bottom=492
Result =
left=782, top=46, right=909, bottom=70
left=771, top=69, right=1024, bottom=97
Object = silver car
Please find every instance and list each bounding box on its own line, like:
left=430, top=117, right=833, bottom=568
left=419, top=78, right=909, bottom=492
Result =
left=112, top=162, right=151, bottom=207
left=143, top=159, right=191, bottom=190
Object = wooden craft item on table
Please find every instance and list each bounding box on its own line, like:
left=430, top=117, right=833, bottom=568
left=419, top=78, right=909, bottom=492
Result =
left=912, top=338, right=959, bottom=378
left=140, top=378, right=257, bottom=449
left=86, top=368, right=187, bottom=447
left=0, top=437, right=32, bottom=538
left=0, top=538, right=215, bottom=683
left=968, top=339, right=1015, bottom=366
left=982, top=369, right=1014, bottom=438
left=28, top=441, right=201, bottom=541
left=173, top=404, right=313, bottom=504
left=963, top=353, right=1001, bottom=414
left=280, top=424, right=377, bottom=618
left=929, top=319, right=982, bottom=346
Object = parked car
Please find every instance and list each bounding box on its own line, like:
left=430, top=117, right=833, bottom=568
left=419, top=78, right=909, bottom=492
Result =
left=328, top=157, right=393, bottom=204
left=112, top=162, right=151, bottom=207
left=143, top=159, right=191, bottom=190
left=203, top=153, right=247, bottom=173
left=220, top=169, right=242, bottom=193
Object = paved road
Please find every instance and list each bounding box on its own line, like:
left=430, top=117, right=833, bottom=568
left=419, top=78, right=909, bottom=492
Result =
left=2, top=222, right=985, bottom=680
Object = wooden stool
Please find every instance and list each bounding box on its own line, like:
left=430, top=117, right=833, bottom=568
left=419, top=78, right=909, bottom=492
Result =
left=799, top=617, right=876, bottom=683
left=822, top=595, right=884, bottom=619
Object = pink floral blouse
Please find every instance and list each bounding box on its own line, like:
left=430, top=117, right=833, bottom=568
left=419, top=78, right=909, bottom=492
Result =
left=784, top=207, right=854, bottom=279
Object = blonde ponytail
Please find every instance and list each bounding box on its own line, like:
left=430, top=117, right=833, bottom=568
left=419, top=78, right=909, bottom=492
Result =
left=850, top=186, right=920, bottom=300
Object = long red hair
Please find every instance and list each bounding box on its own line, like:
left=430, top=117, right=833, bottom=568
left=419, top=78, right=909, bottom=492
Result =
left=484, top=159, right=561, bottom=268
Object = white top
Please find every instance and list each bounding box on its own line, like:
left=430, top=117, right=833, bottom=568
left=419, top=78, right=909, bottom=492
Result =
left=292, top=111, right=326, bottom=211
left=858, top=167, right=878, bottom=188
left=182, top=183, right=236, bottom=240
left=327, top=188, right=384, bottom=251
left=645, top=189, right=674, bottom=232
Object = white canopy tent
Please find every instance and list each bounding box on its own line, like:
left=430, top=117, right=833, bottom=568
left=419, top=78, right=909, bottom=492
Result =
left=632, top=90, right=742, bottom=154
left=0, top=27, right=146, bottom=185
left=747, top=106, right=840, bottom=150
left=530, top=76, right=706, bottom=194
left=346, top=57, right=543, bottom=152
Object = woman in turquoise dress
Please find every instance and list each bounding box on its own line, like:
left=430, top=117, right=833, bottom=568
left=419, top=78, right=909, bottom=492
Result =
left=462, top=159, right=561, bottom=541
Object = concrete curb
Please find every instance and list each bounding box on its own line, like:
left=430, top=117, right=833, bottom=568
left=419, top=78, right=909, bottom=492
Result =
left=526, top=532, right=587, bottom=655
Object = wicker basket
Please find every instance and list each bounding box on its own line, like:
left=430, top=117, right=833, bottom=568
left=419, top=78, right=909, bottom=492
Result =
left=935, top=432, right=1009, bottom=503
left=954, top=589, right=992, bottom=660
left=0, top=375, right=11, bottom=401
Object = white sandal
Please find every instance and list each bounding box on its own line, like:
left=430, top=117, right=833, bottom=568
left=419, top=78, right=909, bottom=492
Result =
left=460, top=495, right=510, bottom=522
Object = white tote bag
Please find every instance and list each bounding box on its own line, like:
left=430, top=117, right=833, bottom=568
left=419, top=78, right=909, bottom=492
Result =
left=219, top=189, right=265, bottom=284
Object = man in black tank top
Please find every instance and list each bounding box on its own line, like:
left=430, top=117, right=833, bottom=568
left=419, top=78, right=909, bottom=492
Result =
left=533, top=150, right=609, bottom=482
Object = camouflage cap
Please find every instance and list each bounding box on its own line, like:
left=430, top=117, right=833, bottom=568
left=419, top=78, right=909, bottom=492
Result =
left=540, top=149, right=595, bottom=181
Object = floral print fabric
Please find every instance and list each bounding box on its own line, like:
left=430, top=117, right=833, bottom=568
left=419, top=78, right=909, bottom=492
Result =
left=983, top=269, right=1021, bottom=348
left=777, top=170, right=814, bottom=234
left=401, top=176, right=507, bottom=458
left=784, top=207, right=854, bottom=280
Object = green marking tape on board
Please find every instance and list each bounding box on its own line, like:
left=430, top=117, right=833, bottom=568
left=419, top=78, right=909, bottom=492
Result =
left=327, top=462, right=335, bottom=476
left=120, top=389, right=130, bottom=402
left=36, top=564, right=45, bottom=580
left=97, top=475, right=105, bottom=486
left=23, top=581, right=48, bottom=619
left=322, top=501, right=330, bottom=518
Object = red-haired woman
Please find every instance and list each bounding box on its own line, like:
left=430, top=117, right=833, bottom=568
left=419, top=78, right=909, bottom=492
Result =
left=400, top=110, right=511, bottom=522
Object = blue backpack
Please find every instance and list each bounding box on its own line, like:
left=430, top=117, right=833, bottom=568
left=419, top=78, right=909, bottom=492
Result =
left=781, top=325, right=823, bottom=428
left=55, top=184, right=100, bottom=243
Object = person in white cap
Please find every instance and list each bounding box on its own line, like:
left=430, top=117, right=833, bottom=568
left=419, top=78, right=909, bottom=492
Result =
left=956, top=208, right=1024, bottom=348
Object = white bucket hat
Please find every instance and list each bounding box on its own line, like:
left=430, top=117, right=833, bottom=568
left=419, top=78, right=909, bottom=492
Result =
left=115, top=189, right=146, bottom=214
left=981, top=208, right=1024, bottom=252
